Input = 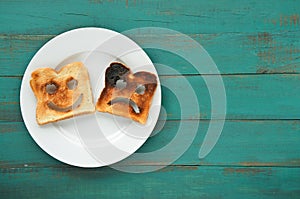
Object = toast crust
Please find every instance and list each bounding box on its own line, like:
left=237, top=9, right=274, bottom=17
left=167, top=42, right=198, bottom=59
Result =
left=96, top=62, right=157, bottom=124
left=30, top=62, right=95, bottom=125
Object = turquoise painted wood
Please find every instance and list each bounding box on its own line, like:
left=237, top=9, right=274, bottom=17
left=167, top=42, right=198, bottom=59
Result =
left=1, top=0, right=300, bottom=198
left=1, top=31, right=300, bottom=76
left=1, top=166, right=300, bottom=199
left=1, top=121, right=299, bottom=167
left=1, top=0, right=299, bottom=34
left=1, top=74, right=300, bottom=122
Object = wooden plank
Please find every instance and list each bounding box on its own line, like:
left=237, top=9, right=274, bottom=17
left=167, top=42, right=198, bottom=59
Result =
left=1, top=120, right=299, bottom=167
left=1, top=74, right=300, bottom=122
left=0, top=31, right=299, bottom=76
left=0, top=0, right=299, bottom=35
left=1, top=1, right=299, bottom=198
left=1, top=166, right=299, bottom=199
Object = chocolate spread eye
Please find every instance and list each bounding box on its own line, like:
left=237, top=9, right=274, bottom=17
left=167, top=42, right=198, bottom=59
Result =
left=67, top=78, right=78, bottom=90
left=135, top=84, right=145, bottom=94
left=46, top=83, right=58, bottom=94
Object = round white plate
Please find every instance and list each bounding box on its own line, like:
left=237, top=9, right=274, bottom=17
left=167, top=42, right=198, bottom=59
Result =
left=20, top=27, right=161, bottom=167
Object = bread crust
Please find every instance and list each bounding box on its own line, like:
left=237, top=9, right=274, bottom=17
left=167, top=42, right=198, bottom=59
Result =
left=96, top=62, right=157, bottom=124
left=30, top=62, right=95, bottom=125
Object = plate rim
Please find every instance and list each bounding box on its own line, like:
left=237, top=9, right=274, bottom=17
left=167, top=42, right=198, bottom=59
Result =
left=20, top=27, right=161, bottom=168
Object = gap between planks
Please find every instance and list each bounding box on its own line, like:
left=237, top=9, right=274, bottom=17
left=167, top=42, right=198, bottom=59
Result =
left=1, top=30, right=300, bottom=39
left=1, top=73, right=300, bottom=78
left=1, top=163, right=300, bottom=170
left=1, top=119, right=300, bottom=124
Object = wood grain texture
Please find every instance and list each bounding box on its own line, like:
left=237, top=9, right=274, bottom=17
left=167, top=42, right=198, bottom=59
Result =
left=1, top=0, right=300, bottom=198
left=0, top=0, right=299, bottom=34
left=1, top=31, right=299, bottom=76
left=1, top=74, right=299, bottom=122
left=1, top=166, right=300, bottom=199
left=1, top=120, right=299, bottom=167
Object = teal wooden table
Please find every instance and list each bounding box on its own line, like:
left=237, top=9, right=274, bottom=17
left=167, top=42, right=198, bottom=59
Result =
left=1, top=0, right=300, bottom=198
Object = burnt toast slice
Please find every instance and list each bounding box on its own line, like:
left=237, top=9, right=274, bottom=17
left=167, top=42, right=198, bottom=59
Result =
left=96, top=62, right=157, bottom=124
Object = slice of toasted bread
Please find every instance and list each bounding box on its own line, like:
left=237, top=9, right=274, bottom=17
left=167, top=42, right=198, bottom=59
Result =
left=96, top=62, right=158, bottom=124
left=30, top=62, right=95, bottom=125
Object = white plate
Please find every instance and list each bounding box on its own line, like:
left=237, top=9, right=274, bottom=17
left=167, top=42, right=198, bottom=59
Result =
left=20, top=27, right=161, bottom=167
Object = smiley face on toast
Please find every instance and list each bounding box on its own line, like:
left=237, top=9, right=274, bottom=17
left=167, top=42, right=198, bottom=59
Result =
left=30, top=62, right=95, bottom=125
left=96, top=62, right=158, bottom=124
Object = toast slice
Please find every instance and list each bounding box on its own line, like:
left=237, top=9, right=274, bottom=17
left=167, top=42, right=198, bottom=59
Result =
left=96, top=62, right=158, bottom=124
left=30, top=62, right=95, bottom=125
